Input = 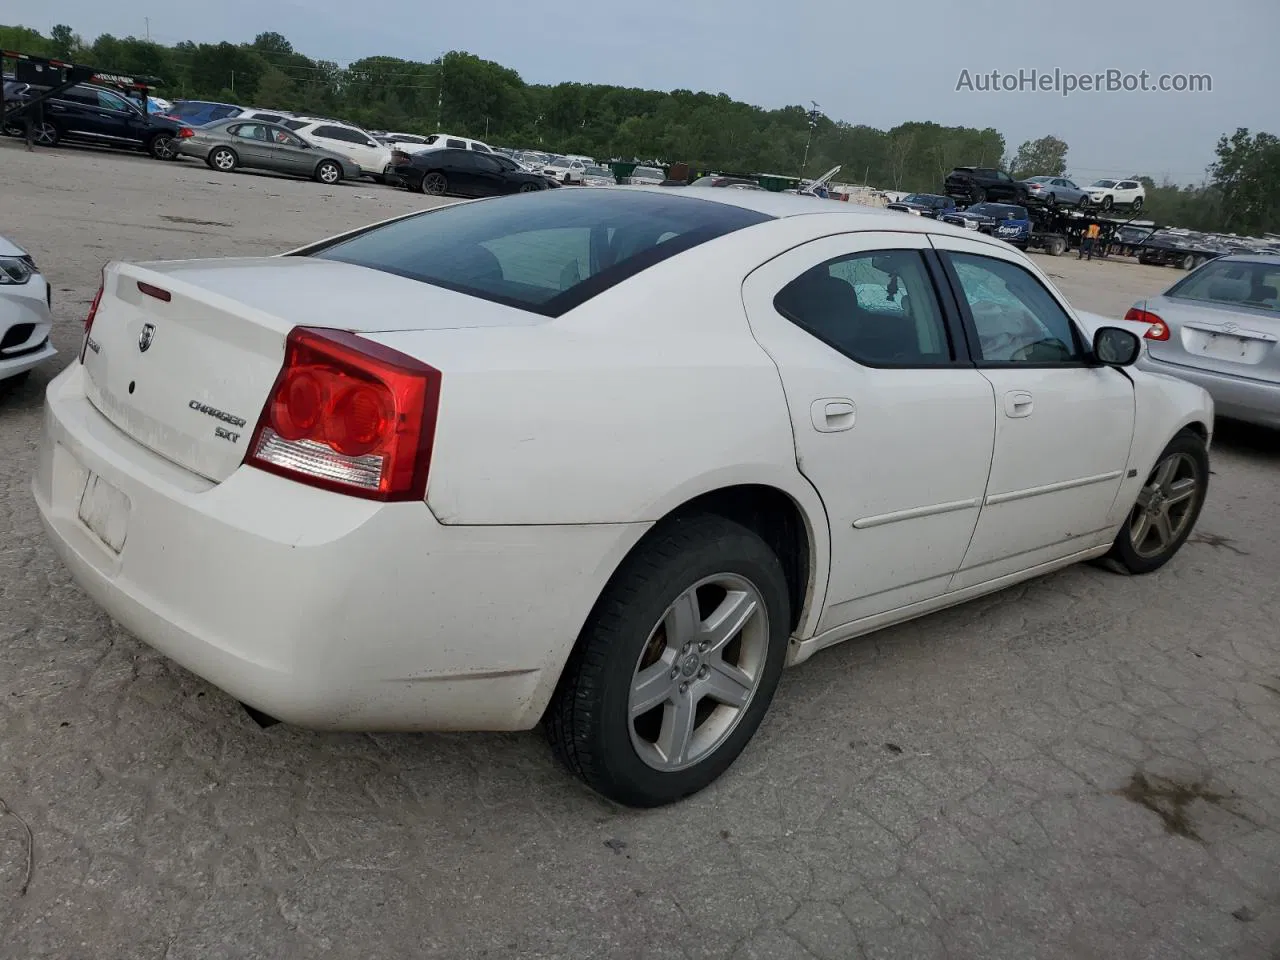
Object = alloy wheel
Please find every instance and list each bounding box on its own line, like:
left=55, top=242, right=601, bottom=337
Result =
left=1128, top=452, right=1202, bottom=559
left=34, top=122, right=57, bottom=146
left=627, top=574, right=769, bottom=771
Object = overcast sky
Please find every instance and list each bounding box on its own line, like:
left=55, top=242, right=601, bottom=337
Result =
left=28, top=0, right=1278, bottom=183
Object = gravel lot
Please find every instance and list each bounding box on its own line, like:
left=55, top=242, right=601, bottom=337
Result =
left=1, top=141, right=1278, bottom=960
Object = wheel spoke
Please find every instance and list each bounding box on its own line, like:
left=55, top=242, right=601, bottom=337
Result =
left=1130, top=511, right=1151, bottom=548
left=656, top=694, right=697, bottom=766
left=663, top=588, right=701, bottom=650
left=629, top=660, right=676, bottom=718
left=1152, top=511, right=1174, bottom=547
left=1154, top=456, right=1178, bottom=491
left=1166, top=477, right=1197, bottom=507
left=701, top=658, right=753, bottom=710
left=700, top=590, right=757, bottom=655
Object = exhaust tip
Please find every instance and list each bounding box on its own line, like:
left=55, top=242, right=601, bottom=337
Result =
left=240, top=702, right=281, bottom=729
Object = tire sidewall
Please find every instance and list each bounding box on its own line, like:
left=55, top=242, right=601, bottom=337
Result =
left=211, top=148, right=236, bottom=171
left=317, top=161, right=340, bottom=183
left=575, top=518, right=791, bottom=806
left=1108, top=430, right=1209, bottom=574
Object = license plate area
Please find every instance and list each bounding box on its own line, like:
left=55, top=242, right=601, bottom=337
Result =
left=1192, top=331, right=1267, bottom=365
left=78, top=472, right=131, bottom=554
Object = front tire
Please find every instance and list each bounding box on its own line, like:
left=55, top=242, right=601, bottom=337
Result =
left=518, top=182, right=539, bottom=193
left=31, top=120, right=60, bottom=147
left=1101, top=195, right=1114, bottom=210
left=970, top=186, right=986, bottom=204
left=1104, top=430, right=1208, bottom=575
left=1132, top=197, right=1144, bottom=212
left=545, top=514, right=791, bottom=807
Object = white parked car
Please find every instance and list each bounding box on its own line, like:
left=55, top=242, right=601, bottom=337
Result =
left=0, top=235, right=56, bottom=390
left=35, top=189, right=1213, bottom=808
left=283, top=119, right=393, bottom=180
left=1086, top=178, right=1146, bottom=212
left=542, top=155, right=586, bottom=184
left=385, top=132, right=495, bottom=157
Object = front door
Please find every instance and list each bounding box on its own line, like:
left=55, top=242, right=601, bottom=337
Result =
left=742, top=232, right=997, bottom=632
left=930, top=234, right=1136, bottom=588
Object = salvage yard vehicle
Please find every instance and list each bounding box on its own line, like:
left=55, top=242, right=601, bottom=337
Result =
left=944, top=166, right=1029, bottom=205
left=1130, top=253, right=1280, bottom=428
left=34, top=189, right=1213, bottom=808
left=390, top=147, right=553, bottom=196
left=175, top=118, right=361, bottom=184
left=1086, top=178, right=1146, bottom=212
left=942, top=202, right=1033, bottom=249
left=0, top=234, right=56, bottom=390
left=886, top=193, right=956, bottom=218
left=282, top=118, right=393, bottom=180
left=3, top=82, right=192, bottom=159
left=1021, top=175, right=1090, bottom=208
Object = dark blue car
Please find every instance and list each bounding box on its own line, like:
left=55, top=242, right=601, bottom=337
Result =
left=168, top=100, right=245, bottom=126
left=943, top=202, right=1032, bottom=249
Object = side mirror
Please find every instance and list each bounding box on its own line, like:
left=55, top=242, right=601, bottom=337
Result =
left=1093, top=326, right=1141, bottom=366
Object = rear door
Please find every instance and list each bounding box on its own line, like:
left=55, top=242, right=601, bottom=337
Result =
left=225, top=123, right=273, bottom=167
left=742, top=231, right=997, bottom=631
left=1144, top=259, right=1280, bottom=383
left=930, top=234, right=1135, bottom=587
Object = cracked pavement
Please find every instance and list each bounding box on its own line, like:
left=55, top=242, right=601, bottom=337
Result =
left=1, top=142, right=1278, bottom=959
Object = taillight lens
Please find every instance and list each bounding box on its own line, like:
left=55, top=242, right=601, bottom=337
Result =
left=79, top=282, right=104, bottom=363
left=245, top=327, right=441, bottom=502
left=1125, top=307, right=1169, bottom=341
left=179, top=127, right=195, bottom=138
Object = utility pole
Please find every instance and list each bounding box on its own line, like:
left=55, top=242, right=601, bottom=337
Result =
left=436, top=56, right=444, bottom=130
left=144, top=17, right=150, bottom=40
left=801, top=100, right=820, bottom=174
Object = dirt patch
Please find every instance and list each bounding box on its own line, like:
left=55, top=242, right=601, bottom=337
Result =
left=1114, top=772, right=1237, bottom=841
left=158, top=214, right=233, bottom=228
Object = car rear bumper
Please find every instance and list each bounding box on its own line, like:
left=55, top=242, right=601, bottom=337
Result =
left=1136, top=354, right=1280, bottom=428
left=34, top=363, right=644, bottom=730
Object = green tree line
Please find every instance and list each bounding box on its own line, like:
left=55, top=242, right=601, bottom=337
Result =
left=4, top=23, right=1277, bottom=234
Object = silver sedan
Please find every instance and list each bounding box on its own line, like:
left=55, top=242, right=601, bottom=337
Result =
left=1021, top=176, right=1090, bottom=207
left=176, top=119, right=362, bottom=185
left=1132, top=253, right=1280, bottom=428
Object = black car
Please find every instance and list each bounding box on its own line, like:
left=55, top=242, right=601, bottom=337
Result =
left=943, top=166, right=1028, bottom=205
left=885, top=193, right=956, bottom=218
left=4, top=82, right=190, bottom=159
left=392, top=148, right=554, bottom=197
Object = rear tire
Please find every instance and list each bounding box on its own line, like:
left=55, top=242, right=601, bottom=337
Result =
left=545, top=514, right=791, bottom=808
left=148, top=134, right=177, bottom=160
left=1103, top=430, right=1208, bottom=575
left=1181, top=254, right=1196, bottom=271
left=208, top=147, right=237, bottom=173
left=1132, top=197, right=1144, bottom=212
left=970, top=186, right=986, bottom=204
left=421, top=171, right=447, bottom=195
left=1045, top=237, right=1067, bottom=257
left=315, top=160, right=342, bottom=185
left=518, top=182, right=539, bottom=193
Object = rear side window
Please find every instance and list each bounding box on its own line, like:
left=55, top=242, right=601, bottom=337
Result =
left=307, top=189, right=772, bottom=317
left=470, top=143, right=491, bottom=152
left=1167, top=259, right=1280, bottom=311
left=283, top=119, right=309, bottom=131
left=446, top=138, right=466, bottom=149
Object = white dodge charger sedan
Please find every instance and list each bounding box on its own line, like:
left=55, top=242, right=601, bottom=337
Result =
left=34, top=188, right=1213, bottom=807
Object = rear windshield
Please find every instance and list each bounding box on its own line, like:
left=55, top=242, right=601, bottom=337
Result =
left=306, top=189, right=772, bottom=317
left=1166, top=259, right=1280, bottom=311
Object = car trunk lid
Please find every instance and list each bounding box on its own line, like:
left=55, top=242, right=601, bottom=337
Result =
left=81, top=257, right=541, bottom=482
left=1145, top=296, right=1280, bottom=383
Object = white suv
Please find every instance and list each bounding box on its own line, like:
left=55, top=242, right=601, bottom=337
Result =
left=386, top=132, right=496, bottom=156
left=1086, top=178, right=1146, bottom=212
left=283, top=119, right=393, bottom=180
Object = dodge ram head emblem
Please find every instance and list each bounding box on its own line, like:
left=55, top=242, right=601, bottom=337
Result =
left=138, top=323, right=155, bottom=353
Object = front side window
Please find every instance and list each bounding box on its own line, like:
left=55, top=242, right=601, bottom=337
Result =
left=946, top=252, right=1083, bottom=364
left=773, top=250, right=953, bottom=367
left=307, top=189, right=771, bottom=316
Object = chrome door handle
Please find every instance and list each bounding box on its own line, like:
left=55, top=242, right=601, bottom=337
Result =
left=811, top=398, right=856, bottom=432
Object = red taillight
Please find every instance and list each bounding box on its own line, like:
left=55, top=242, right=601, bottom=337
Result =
left=79, top=282, right=104, bottom=363
left=179, top=126, right=195, bottom=138
left=1125, top=307, right=1169, bottom=341
left=244, top=327, right=441, bottom=502
left=137, top=280, right=171, bottom=302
